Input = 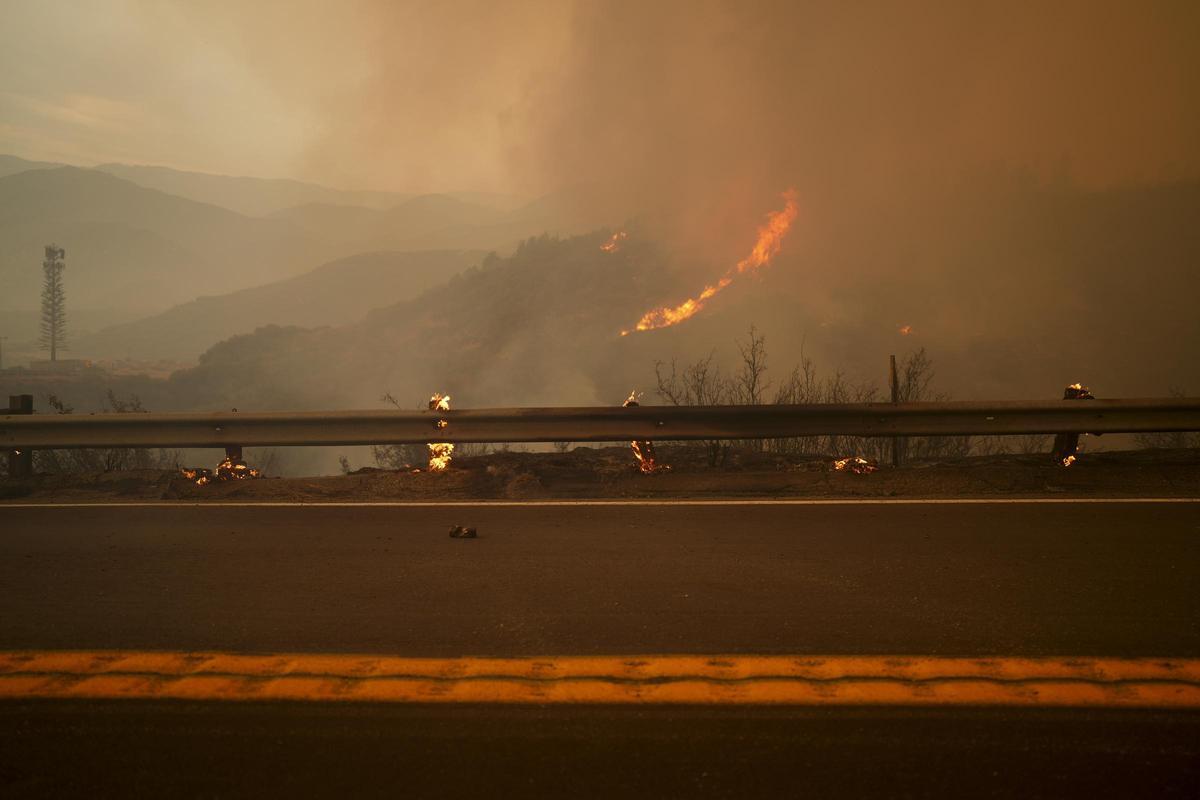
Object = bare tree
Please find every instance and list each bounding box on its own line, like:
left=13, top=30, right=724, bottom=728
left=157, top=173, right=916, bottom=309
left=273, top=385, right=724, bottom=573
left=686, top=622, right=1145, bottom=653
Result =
left=731, top=326, right=772, bottom=451
left=651, top=336, right=985, bottom=465
left=766, top=343, right=881, bottom=457
left=655, top=351, right=732, bottom=465
left=733, top=325, right=771, bottom=405
left=1135, top=387, right=1200, bottom=449
left=892, top=348, right=971, bottom=461
left=33, top=391, right=178, bottom=473
left=372, top=392, right=434, bottom=469
left=655, top=351, right=731, bottom=407
left=40, top=245, right=67, bottom=361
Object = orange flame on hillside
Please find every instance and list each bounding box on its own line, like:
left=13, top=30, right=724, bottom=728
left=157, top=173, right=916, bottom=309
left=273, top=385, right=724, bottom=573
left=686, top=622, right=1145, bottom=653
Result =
left=601, top=230, right=627, bottom=252
left=621, top=189, right=798, bottom=335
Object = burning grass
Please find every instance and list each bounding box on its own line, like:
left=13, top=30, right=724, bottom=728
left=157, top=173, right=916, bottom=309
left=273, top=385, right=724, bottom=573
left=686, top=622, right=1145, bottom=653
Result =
left=832, top=456, right=879, bottom=475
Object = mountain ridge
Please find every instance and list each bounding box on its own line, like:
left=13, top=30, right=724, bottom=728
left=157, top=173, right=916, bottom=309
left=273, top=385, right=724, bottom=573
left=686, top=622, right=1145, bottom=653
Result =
left=72, top=249, right=484, bottom=361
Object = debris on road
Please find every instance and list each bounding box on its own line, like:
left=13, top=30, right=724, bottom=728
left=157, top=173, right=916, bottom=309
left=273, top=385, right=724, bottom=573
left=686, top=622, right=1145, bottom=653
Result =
left=449, top=525, right=477, bottom=538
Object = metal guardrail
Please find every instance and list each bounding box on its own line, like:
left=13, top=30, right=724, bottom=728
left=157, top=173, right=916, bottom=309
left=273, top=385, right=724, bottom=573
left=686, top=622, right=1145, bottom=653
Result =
left=3, top=398, right=1200, bottom=449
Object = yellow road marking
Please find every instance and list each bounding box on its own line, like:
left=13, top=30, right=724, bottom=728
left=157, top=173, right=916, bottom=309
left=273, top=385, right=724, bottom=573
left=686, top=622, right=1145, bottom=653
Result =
left=2, top=652, right=1198, bottom=706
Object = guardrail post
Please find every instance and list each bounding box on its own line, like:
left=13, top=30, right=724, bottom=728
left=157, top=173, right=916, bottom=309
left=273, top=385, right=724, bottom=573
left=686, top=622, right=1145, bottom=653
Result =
left=6, top=394, right=34, bottom=479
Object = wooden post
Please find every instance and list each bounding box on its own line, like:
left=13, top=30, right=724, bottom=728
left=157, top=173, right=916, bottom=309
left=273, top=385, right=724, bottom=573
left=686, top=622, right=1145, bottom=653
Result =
left=1051, top=383, right=1094, bottom=465
left=7, top=394, right=34, bottom=478
left=889, top=355, right=902, bottom=467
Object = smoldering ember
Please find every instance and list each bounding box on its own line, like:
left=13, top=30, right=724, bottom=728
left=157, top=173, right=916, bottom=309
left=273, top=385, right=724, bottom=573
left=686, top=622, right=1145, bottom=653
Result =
left=1, top=2, right=1199, bottom=796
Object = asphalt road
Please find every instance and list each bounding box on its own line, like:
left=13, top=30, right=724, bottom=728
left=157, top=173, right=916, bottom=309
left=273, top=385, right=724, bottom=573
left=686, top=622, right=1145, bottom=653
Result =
left=1, top=501, right=1197, bottom=656
left=3, top=702, right=1198, bottom=798
left=2, top=500, right=1198, bottom=797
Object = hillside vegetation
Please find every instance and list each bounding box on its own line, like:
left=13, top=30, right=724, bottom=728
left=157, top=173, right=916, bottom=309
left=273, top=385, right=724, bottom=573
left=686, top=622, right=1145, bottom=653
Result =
left=160, top=177, right=1200, bottom=413
left=74, top=249, right=484, bottom=360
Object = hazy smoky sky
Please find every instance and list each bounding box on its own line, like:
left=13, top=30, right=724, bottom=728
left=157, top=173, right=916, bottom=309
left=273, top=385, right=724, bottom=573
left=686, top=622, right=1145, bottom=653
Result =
left=2, top=0, right=1197, bottom=222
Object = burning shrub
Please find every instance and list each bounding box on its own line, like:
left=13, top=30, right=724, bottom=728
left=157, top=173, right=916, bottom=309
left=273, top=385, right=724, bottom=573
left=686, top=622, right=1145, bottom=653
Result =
left=833, top=456, right=878, bottom=475
left=180, top=446, right=262, bottom=486
left=600, top=230, right=627, bottom=253
left=372, top=391, right=461, bottom=472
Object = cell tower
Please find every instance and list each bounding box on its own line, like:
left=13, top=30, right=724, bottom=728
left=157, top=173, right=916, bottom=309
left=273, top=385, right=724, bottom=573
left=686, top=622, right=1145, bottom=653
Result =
left=41, top=244, right=67, bottom=361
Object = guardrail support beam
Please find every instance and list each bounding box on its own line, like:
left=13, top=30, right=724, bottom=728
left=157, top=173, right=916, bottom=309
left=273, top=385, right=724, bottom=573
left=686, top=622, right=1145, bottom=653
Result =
left=2, top=398, right=1199, bottom=450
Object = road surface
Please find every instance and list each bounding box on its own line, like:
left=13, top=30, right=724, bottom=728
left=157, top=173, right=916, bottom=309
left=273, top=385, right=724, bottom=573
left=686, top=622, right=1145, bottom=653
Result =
left=1, top=499, right=1197, bottom=796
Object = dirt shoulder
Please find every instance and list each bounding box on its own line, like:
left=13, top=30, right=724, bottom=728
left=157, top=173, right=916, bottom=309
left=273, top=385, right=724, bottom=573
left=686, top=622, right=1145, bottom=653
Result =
left=3, top=446, right=1198, bottom=503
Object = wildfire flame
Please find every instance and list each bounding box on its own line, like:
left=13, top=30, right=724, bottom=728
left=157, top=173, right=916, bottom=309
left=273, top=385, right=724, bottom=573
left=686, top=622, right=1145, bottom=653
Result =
left=428, top=393, right=454, bottom=471
left=621, top=189, right=798, bottom=335
left=601, top=230, right=627, bottom=253
left=833, top=456, right=878, bottom=475
left=180, top=468, right=210, bottom=486
left=181, top=457, right=261, bottom=486
left=898, top=325, right=913, bottom=336
left=622, top=390, right=664, bottom=473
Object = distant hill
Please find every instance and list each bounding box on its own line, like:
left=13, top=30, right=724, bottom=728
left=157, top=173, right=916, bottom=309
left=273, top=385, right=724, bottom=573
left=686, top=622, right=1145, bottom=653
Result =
left=0, top=165, right=599, bottom=350
left=93, top=162, right=528, bottom=218
left=269, top=190, right=594, bottom=252
left=93, top=162, right=411, bottom=217
left=268, top=193, right=503, bottom=248
left=74, top=249, right=483, bottom=361
left=0, top=167, right=348, bottom=338
left=0, top=154, right=63, bottom=178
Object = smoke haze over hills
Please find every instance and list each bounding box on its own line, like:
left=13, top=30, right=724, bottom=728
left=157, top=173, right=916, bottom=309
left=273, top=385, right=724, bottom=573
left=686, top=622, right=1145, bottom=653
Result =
left=1, top=0, right=1198, bottom=439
